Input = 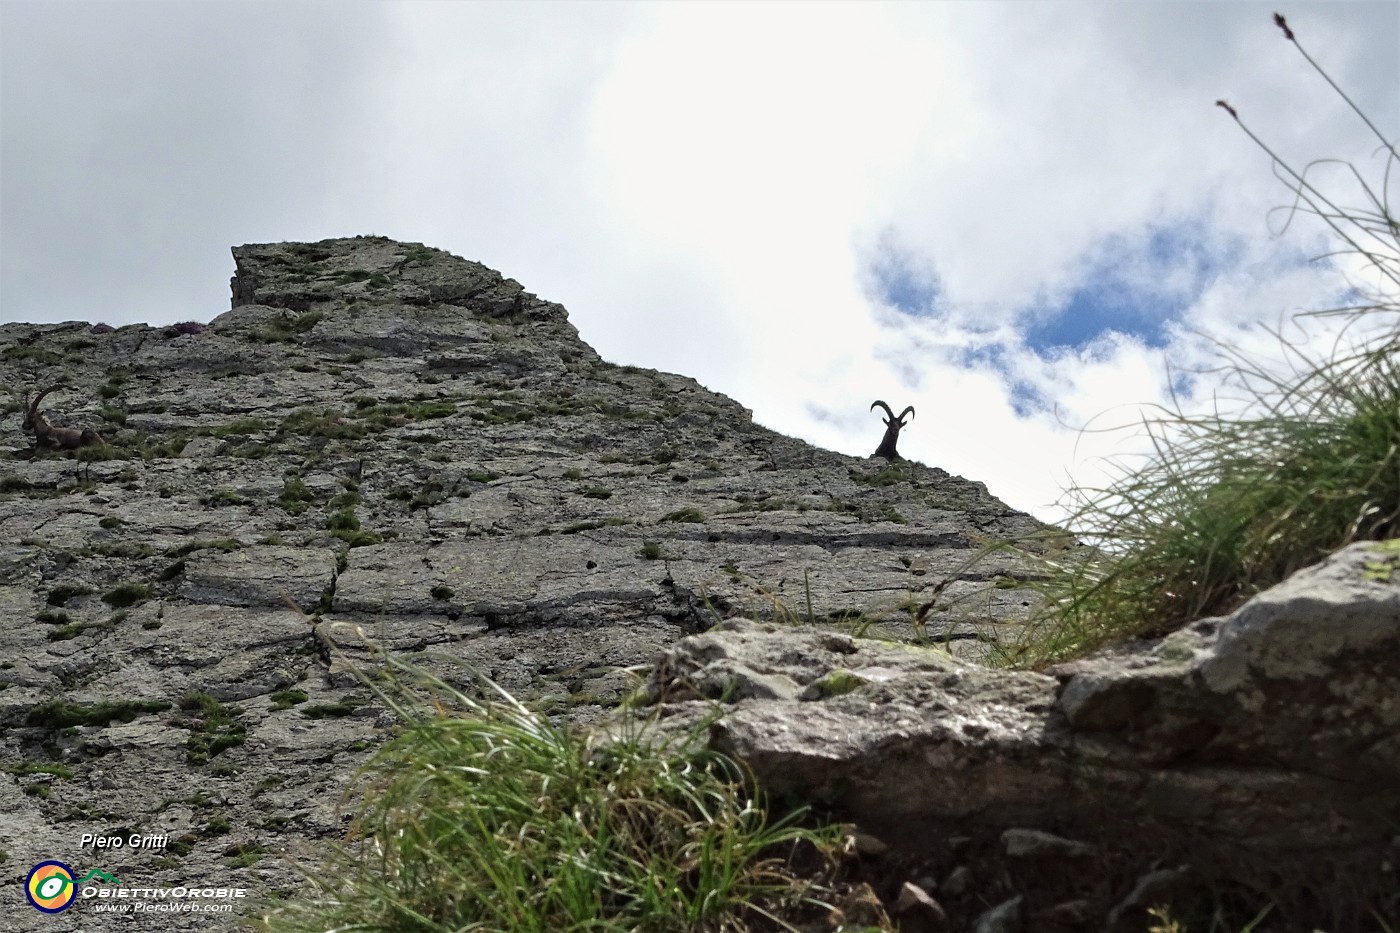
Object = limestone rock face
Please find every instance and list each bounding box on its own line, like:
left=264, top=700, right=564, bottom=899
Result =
left=0, top=236, right=1050, bottom=930
left=635, top=539, right=1400, bottom=931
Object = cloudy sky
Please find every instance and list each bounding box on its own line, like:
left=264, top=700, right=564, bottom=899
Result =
left=2, top=1, right=1396, bottom=524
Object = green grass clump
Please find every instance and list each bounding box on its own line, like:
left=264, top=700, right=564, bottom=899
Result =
left=326, top=505, right=381, bottom=546
left=207, top=417, right=270, bottom=438
left=25, top=699, right=171, bottom=730
left=357, top=400, right=456, bottom=429
left=166, top=538, right=243, bottom=559
left=46, top=619, right=114, bottom=642
left=279, top=476, right=315, bottom=514
left=86, top=541, right=156, bottom=559
left=178, top=692, right=247, bottom=764
left=3, top=345, right=60, bottom=365
left=201, top=488, right=245, bottom=507
left=468, top=407, right=536, bottom=425
left=326, top=508, right=360, bottom=532
left=299, top=699, right=361, bottom=719
left=131, top=432, right=196, bottom=461
left=335, top=269, right=391, bottom=289
left=661, top=506, right=705, bottom=523
left=11, top=761, right=74, bottom=781
left=850, top=465, right=910, bottom=488
left=258, top=666, right=838, bottom=932
left=101, top=582, right=151, bottom=608
left=270, top=689, right=309, bottom=711
left=229, top=435, right=273, bottom=451
left=331, top=529, right=382, bottom=548
left=254, top=310, right=324, bottom=344
left=278, top=408, right=367, bottom=441
left=225, top=842, right=266, bottom=868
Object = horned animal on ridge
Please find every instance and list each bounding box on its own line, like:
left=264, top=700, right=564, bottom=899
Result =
left=870, top=400, right=914, bottom=461
left=21, top=384, right=105, bottom=450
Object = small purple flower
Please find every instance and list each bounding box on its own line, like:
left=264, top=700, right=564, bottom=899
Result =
left=90, top=323, right=115, bottom=334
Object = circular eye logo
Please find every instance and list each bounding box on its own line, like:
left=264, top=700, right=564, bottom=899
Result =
left=26, top=861, right=77, bottom=913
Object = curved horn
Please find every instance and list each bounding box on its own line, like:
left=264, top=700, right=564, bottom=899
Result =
left=870, top=400, right=895, bottom=421
left=899, top=406, right=915, bottom=423
left=28, top=383, right=66, bottom=419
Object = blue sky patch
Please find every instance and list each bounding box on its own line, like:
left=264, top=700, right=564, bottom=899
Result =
left=1022, top=220, right=1239, bottom=356
left=863, top=229, right=944, bottom=318
left=954, top=342, right=1011, bottom=372
left=1007, top=379, right=1050, bottom=417
left=952, top=342, right=1053, bottom=416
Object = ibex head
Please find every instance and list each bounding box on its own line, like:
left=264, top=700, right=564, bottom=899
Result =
left=870, top=400, right=915, bottom=460
left=23, top=384, right=65, bottom=434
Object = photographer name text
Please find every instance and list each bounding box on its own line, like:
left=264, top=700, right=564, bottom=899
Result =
left=79, top=833, right=169, bottom=850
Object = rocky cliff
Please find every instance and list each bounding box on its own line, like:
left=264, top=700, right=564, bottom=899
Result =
left=0, top=237, right=1051, bottom=930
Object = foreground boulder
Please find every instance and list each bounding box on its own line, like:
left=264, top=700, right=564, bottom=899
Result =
left=633, top=539, right=1400, bottom=931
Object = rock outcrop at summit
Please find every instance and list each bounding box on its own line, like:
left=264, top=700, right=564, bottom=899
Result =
left=0, top=236, right=1051, bottom=931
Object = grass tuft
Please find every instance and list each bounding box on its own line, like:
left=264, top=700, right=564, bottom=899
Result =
left=258, top=659, right=840, bottom=932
